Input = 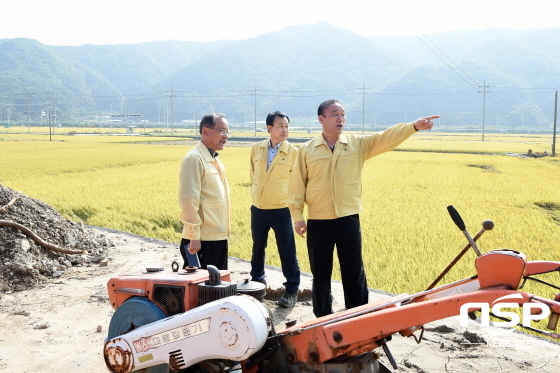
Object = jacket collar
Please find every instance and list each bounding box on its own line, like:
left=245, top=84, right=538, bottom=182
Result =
left=313, top=133, right=348, bottom=147
left=278, top=140, right=291, bottom=154
left=261, top=139, right=290, bottom=154
left=196, top=141, right=218, bottom=162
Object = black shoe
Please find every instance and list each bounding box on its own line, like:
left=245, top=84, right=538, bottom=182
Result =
left=277, top=291, right=298, bottom=308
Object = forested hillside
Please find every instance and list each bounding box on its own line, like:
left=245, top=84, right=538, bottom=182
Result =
left=1, top=23, right=559, bottom=129
left=55, top=40, right=232, bottom=94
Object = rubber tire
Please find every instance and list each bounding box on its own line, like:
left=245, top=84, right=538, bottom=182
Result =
left=107, top=296, right=170, bottom=373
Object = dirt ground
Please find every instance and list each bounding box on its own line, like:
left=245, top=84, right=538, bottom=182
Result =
left=0, top=227, right=559, bottom=373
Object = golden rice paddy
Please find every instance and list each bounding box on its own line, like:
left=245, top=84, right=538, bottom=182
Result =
left=1, top=130, right=558, bottom=300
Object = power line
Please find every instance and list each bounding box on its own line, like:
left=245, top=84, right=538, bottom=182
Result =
left=422, top=34, right=480, bottom=87
left=415, top=35, right=479, bottom=91
left=479, top=81, right=489, bottom=141
left=416, top=35, right=515, bottom=108
left=3, top=85, right=560, bottom=101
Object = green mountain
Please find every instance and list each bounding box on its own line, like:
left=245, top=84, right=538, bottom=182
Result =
left=55, top=40, right=232, bottom=95
left=152, top=23, right=408, bottom=117
left=0, top=38, right=118, bottom=120
left=1, top=23, right=559, bottom=129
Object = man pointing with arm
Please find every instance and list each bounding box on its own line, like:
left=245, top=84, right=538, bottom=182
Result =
left=289, top=99, right=438, bottom=317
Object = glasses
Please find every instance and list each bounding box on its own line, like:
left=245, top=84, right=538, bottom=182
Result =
left=206, top=127, right=230, bottom=136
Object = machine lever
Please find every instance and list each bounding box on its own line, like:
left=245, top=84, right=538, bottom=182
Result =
left=378, top=337, right=398, bottom=370
left=447, top=205, right=482, bottom=257
left=426, top=219, right=494, bottom=291
left=447, top=205, right=466, bottom=230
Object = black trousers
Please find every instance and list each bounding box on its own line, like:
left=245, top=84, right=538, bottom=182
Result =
left=180, top=238, right=228, bottom=270
left=307, top=214, right=368, bottom=317
left=250, top=206, right=300, bottom=293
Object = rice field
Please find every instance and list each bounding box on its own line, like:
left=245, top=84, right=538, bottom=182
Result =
left=0, top=131, right=559, bottom=300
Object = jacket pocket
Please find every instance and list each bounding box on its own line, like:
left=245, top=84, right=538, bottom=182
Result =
left=268, top=161, right=292, bottom=185
left=202, top=169, right=226, bottom=200
left=200, top=199, right=227, bottom=235
left=305, top=186, right=323, bottom=209
left=306, top=155, right=330, bottom=181
left=337, top=150, right=362, bottom=181
left=341, top=180, right=362, bottom=209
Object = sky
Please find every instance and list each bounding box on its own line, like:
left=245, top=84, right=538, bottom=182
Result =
left=0, top=0, right=559, bottom=46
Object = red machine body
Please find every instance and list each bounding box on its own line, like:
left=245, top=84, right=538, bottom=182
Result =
left=103, top=208, right=560, bottom=373
left=107, top=267, right=232, bottom=314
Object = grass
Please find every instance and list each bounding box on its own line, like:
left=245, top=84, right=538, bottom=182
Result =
left=1, top=131, right=559, bottom=300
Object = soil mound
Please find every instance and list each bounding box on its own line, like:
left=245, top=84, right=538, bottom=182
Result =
left=0, top=184, right=111, bottom=291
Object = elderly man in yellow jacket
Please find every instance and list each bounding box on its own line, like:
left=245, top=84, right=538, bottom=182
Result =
left=289, top=99, right=438, bottom=317
left=250, top=111, right=300, bottom=307
left=178, top=113, right=231, bottom=270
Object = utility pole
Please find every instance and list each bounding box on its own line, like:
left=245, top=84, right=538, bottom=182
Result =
left=253, top=85, right=258, bottom=137
left=361, top=82, right=366, bottom=134
left=122, top=98, right=126, bottom=129
left=194, top=111, right=197, bottom=140
left=167, top=87, right=175, bottom=132
left=553, top=90, right=557, bottom=156
left=479, top=80, right=489, bottom=141
left=110, top=103, right=113, bottom=133
left=26, top=93, right=31, bottom=133
left=50, top=91, right=56, bottom=141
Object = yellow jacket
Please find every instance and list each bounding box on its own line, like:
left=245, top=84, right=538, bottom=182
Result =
left=250, top=139, right=298, bottom=209
left=178, top=142, right=231, bottom=240
left=289, top=122, right=417, bottom=221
